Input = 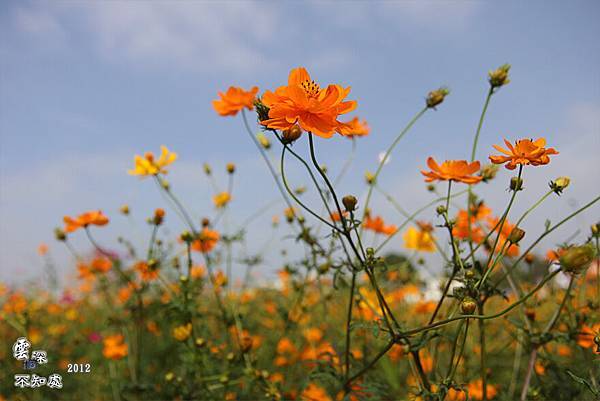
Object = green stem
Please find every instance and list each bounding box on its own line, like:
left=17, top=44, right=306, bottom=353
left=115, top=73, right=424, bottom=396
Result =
left=361, top=107, right=428, bottom=233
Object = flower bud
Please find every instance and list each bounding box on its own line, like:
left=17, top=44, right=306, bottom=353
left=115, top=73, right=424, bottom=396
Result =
left=365, top=171, right=375, bottom=185
left=317, top=262, right=330, bottom=274
left=549, top=176, right=570, bottom=195
left=525, top=253, right=535, bottom=264
left=195, top=338, right=206, bottom=348
left=559, top=243, right=597, bottom=274
left=241, top=336, right=253, bottom=353
left=254, top=99, right=270, bottom=122
left=426, top=87, right=450, bottom=108
left=510, top=176, right=523, bottom=191
left=319, top=164, right=327, bottom=174
left=426, top=184, right=436, bottom=192
left=226, top=163, right=236, bottom=174
left=342, top=195, right=358, bottom=212
left=525, top=308, right=536, bottom=321
left=180, top=230, right=194, bottom=243
left=160, top=178, right=170, bottom=190
left=480, top=164, right=499, bottom=182
left=592, top=222, right=600, bottom=238
left=282, top=125, right=302, bottom=144
left=464, top=270, right=475, bottom=280
left=153, top=208, right=165, bottom=225
left=294, top=186, right=306, bottom=195
left=488, top=64, right=511, bottom=89
left=120, top=204, right=130, bottom=215
left=203, top=163, right=212, bottom=176
left=460, top=297, right=477, bottom=314
left=436, top=205, right=447, bottom=215
left=508, top=227, right=525, bottom=244
left=165, top=372, right=175, bottom=382
left=256, top=132, right=271, bottom=149
left=202, top=218, right=210, bottom=227
left=54, top=228, right=67, bottom=242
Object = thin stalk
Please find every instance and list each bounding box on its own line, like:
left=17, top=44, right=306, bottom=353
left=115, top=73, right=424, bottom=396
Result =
left=361, top=107, right=428, bottom=233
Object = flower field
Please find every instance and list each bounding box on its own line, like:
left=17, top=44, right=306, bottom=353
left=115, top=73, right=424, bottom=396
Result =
left=1, top=65, right=599, bottom=401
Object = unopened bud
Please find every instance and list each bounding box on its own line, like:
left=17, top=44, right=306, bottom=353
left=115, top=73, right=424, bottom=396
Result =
left=426, top=87, right=450, bottom=108
left=120, top=204, right=130, bottom=215
left=256, top=132, right=271, bottom=149
left=153, top=208, right=165, bottom=225
left=592, top=222, right=600, bottom=238
left=160, top=179, right=170, bottom=190
left=460, top=297, right=477, bottom=315
left=282, top=125, right=302, bottom=144
left=195, top=338, right=206, bottom=348
left=426, top=184, right=436, bottom=192
left=559, top=243, right=597, bottom=274
left=549, top=176, right=570, bottom=195
left=202, top=218, right=210, bottom=227
left=342, top=195, right=358, bottom=212
left=480, top=164, right=499, bottom=182
left=365, top=171, right=375, bottom=185
left=54, top=228, right=67, bottom=242
left=436, top=205, right=447, bottom=215
left=508, top=227, right=525, bottom=244
left=254, top=99, right=270, bottom=122
left=489, top=64, right=511, bottom=89
left=226, top=163, right=236, bottom=174
left=180, top=231, right=193, bottom=243
left=510, top=176, right=523, bottom=191
left=203, top=163, right=212, bottom=176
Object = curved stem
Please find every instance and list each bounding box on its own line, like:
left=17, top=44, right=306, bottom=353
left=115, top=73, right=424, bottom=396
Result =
left=361, top=107, right=428, bottom=233
left=375, top=189, right=469, bottom=253
left=280, top=146, right=339, bottom=230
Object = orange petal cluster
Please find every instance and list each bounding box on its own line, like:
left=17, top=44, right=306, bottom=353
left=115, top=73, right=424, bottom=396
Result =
left=489, top=137, right=558, bottom=170
left=102, top=334, right=128, bottom=360
left=421, top=157, right=482, bottom=184
left=191, top=228, right=220, bottom=253
left=339, top=117, right=370, bottom=138
left=63, top=210, right=109, bottom=233
left=261, top=67, right=357, bottom=138
left=212, top=86, right=259, bottom=116
left=363, top=214, right=397, bottom=235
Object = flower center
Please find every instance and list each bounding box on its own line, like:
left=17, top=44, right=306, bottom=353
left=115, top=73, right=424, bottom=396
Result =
left=300, top=80, right=321, bottom=98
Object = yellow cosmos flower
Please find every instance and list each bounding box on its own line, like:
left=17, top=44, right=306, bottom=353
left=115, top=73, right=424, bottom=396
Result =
left=212, top=191, right=232, bottom=208
left=128, top=146, right=177, bottom=177
left=403, top=226, right=435, bottom=252
left=172, top=323, right=192, bottom=341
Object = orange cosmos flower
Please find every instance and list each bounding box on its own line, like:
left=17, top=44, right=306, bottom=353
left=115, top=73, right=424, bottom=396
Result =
left=363, top=214, right=397, bottom=235
left=102, top=334, right=128, bottom=360
left=63, top=210, right=109, bottom=233
left=301, top=383, right=332, bottom=401
left=489, top=137, right=558, bottom=170
left=421, top=157, right=483, bottom=184
left=135, top=261, right=158, bottom=281
left=339, top=117, right=370, bottom=138
left=577, top=323, right=600, bottom=354
left=191, top=228, right=220, bottom=253
left=467, top=379, right=498, bottom=400
left=212, top=86, right=259, bottom=116
left=261, top=67, right=357, bottom=138
left=91, top=257, right=112, bottom=273
left=330, top=211, right=348, bottom=222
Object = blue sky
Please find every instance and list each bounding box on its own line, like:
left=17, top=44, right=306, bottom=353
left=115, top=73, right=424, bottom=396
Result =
left=1, top=1, right=599, bottom=284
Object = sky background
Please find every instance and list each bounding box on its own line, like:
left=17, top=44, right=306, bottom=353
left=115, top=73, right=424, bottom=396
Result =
left=1, top=0, right=599, bottom=285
